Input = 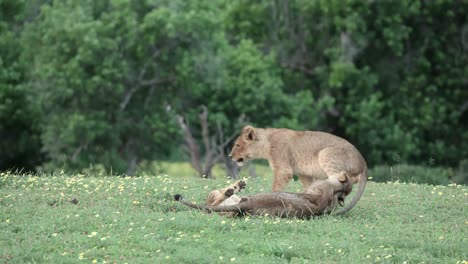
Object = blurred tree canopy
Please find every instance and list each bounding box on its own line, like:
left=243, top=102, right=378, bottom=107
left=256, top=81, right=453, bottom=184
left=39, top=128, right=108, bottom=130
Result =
left=1, top=0, right=467, bottom=174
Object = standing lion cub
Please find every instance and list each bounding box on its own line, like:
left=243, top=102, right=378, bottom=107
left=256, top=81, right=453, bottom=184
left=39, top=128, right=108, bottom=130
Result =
left=229, top=125, right=368, bottom=215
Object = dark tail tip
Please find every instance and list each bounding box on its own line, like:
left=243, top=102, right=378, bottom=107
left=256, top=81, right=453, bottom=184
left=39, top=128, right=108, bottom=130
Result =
left=174, top=194, right=183, bottom=201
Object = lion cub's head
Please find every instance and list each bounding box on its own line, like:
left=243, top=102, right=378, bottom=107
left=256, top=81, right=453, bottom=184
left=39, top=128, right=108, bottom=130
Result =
left=229, top=125, right=258, bottom=167
left=336, top=173, right=354, bottom=206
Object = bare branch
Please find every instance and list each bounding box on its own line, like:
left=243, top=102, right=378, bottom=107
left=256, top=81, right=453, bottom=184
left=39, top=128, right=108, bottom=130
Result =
left=280, top=61, right=316, bottom=76
left=216, top=120, right=237, bottom=178
left=199, top=106, right=221, bottom=178
left=143, top=86, right=156, bottom=109
left=203, top=143, right=222, bottom=178
left=176, top=108, right=247, bottom=178
left=216, top=120, right=225, bottom=147
left=176, top=115, right=202, bottom=175
left=120, top=41, right=177, bottom=112
left=71, top=141, right=89, bottom=162
left=139, top=77, right=174, bottom=87
left=199, top=105, right=210, bottom=154
left=120, top=86, right=140, bottom=111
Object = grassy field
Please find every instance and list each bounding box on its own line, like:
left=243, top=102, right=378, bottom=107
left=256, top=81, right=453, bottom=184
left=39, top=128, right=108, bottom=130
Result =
left=1, top=171, right=467, bottom=264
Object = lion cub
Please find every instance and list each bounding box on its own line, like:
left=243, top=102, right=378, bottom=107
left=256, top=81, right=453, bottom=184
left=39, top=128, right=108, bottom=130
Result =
left=229, top=125, right=368, bottom=215
left=175, top=173, right=353, bottom=219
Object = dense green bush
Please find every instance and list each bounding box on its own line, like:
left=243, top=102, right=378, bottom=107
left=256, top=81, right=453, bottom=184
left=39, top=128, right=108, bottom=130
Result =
left=0, top=0, right=467, bottom=176
left=0, top=0, right=43, bottom=171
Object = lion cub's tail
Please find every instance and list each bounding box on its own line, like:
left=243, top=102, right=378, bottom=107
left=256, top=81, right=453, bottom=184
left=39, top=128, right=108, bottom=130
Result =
left=174, top=194, right=243, bottom=213
left=333, top=168, right=368, bottom=216
left=174, top=194, right=206, bottom=210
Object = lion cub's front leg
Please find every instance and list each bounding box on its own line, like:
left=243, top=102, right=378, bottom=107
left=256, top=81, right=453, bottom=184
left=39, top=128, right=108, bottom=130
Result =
left=271, top=162, right=294, bottom=192
left=205, top=180, right=246, bottom=206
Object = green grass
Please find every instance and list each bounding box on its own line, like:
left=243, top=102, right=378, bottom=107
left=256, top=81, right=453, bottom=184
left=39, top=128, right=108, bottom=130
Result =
left=1, top=171, right=467, bottom=264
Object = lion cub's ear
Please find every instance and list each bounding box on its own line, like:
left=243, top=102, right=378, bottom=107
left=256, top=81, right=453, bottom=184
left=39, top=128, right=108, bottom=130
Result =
left=338, top=173, right=348, bottom=183
left=242, top=125, right=257, bottom=141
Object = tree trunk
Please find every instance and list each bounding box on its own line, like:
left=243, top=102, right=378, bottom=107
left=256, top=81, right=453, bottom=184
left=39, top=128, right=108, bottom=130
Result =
left=223, top=150, right=239, bottom=179
left=126, top=155, right=138, bottom=176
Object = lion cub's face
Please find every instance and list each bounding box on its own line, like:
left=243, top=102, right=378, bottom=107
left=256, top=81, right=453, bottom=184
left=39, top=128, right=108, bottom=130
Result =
left=229, top=126, right=257, bottom=167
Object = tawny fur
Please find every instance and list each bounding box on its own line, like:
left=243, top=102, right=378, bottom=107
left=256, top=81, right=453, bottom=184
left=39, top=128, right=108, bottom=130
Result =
left=229, top=125, right=368, bottom=215
left=205, top=180, right=246, bottom=206
left=174, top=174, right=353, bottom=219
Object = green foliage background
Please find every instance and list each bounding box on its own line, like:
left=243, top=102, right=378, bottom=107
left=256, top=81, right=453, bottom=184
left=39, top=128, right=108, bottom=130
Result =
left=1, top=0, right=467, bottom=176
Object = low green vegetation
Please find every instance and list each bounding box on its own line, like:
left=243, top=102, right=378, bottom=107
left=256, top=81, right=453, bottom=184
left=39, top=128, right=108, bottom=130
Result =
left=138, top=161, right=272, bottom=179
left=369, top=164, right=453, bottom=186
left=1, top=171, right=466, bottom=263
left=139, top=161, right=463, bottom=186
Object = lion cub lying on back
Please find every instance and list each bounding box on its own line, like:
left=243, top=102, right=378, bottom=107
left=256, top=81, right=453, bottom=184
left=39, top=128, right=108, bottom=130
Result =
left=175, top=173, right=353, bottom=219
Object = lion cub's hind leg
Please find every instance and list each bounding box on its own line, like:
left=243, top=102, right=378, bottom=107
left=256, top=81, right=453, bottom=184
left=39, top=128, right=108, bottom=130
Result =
left=318, top=147, right=363, bottom=184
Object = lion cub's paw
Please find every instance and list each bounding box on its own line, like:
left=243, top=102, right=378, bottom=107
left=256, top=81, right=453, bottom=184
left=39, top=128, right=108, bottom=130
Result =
left=225, top=188, right=235, bottom=197
left=238, top=180, right=246, bottom=190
